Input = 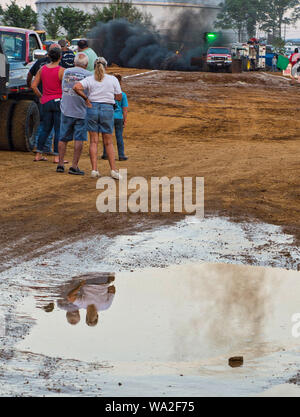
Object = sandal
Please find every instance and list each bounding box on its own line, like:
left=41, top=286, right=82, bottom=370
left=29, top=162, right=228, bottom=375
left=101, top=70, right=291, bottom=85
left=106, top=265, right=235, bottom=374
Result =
left=34, top=157, right=48, bottom=162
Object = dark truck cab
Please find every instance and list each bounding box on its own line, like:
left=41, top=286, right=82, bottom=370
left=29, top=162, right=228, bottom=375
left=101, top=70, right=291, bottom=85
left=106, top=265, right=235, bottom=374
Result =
left=0, top=26, right=44, bottom=151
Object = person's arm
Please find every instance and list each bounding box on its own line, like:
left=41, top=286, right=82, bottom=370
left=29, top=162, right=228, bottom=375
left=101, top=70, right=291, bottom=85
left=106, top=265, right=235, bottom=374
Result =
left=73, top=81, right=92, bottom=107
left=115, top=93, right=122, bottom=101
left=107, top=285, right=116, bottom=294
left=58, top=66, right=65, bottom=81
left=114, top=78, right=122, bottom=102
left=122, top=107, right=128, bottom=127
left=27, top=72, right=33, bottom=88
left=27, top=60, right=39, bottom=88
left=67, top=281, right=86, bottom=303
left=31, top=69, right=42, bottom=100
left=121, top=93, right=128, bottom=127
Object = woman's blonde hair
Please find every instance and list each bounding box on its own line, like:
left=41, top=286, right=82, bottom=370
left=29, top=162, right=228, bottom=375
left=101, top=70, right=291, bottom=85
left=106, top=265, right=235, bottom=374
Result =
left=94, top=57, right=107, bottom=82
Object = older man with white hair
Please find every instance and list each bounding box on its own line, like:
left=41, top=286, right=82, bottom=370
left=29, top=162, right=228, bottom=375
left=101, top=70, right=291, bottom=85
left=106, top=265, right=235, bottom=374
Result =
left=57, top=53, right=91, bottom=175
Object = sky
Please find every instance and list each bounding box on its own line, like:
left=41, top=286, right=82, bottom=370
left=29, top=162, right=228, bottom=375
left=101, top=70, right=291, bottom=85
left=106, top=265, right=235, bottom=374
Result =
left=283, top=7, right=300, bottom=39
left=285, top=23, right=300, bottom=39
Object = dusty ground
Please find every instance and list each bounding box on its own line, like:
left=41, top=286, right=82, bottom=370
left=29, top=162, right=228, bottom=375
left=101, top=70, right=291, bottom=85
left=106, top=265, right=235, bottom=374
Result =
left=0, top=69, right=299, bottom=267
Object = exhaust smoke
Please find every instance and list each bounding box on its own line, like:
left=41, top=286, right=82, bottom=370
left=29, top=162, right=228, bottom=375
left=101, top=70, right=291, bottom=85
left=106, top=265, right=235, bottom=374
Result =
left=88, top=10, right=226, bottom=71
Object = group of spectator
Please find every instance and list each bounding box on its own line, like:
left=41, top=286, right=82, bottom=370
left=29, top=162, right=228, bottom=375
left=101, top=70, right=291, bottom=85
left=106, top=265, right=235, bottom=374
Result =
left=27, top=39, right=128, bottom=179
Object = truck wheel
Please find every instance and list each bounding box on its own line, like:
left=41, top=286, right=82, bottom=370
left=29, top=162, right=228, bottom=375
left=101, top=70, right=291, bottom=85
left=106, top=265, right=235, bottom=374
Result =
left=0, top=100, right=16, bottom=150
left=11, top=100, right=39, bottom=152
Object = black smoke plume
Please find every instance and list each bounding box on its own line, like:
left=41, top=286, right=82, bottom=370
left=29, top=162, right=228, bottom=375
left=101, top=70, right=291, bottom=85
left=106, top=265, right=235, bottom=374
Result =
left=88, top=10, right=227, bottom=71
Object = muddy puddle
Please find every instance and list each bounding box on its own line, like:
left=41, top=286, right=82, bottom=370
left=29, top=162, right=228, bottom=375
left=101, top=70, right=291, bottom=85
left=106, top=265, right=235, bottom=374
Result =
left=0, top=216, right=300, bottom=396
left=1, top=263, right=300, bottom=396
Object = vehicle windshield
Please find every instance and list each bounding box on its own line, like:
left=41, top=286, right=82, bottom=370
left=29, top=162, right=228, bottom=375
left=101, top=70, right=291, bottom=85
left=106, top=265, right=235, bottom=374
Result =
left=37, top=32, right=46, bottom=42
left=208, top=48, right=230, bottom=54
left=71, top=40, right=78, bottom=46
left=0, top=31, right=26, bottom=62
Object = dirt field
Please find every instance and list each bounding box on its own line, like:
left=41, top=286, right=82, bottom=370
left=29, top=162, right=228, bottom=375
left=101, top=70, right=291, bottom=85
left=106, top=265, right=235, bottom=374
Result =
left=0, top=69, right=299, bottom=267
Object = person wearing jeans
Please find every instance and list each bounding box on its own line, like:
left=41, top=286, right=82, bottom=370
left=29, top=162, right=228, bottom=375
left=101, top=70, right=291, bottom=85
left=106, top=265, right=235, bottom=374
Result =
left=102, top=74, right=128, bottom=161
left=37, top=99, right=61, bottom=158
left=31, top=47, right=65, bottom=163
left=34, top=119, right=54, bottom=154
left=27, top=43, right=59, bottom=155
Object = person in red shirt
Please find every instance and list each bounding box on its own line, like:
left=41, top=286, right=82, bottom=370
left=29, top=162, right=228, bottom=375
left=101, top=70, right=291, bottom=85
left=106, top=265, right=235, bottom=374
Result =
left=289, top=48, right=300, bottom=67
left=32, top=47, right=65, bottom=163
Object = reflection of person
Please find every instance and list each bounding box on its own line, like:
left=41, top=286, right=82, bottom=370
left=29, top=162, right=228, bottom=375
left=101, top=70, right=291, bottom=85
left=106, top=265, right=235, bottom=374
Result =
left=57, top=273, right=116, bottom=327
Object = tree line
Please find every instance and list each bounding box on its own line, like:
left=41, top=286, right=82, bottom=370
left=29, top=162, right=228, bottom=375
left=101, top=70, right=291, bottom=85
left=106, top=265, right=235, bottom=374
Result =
left=1, top=0, right=299, bottom=44
left=215, top=0, right=300, bottom=42
left=0, top=0, right=152, bottom=40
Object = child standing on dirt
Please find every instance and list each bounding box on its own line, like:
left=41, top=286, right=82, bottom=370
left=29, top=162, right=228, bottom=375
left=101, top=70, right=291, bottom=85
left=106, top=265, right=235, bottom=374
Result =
left=102, top=74, right=128, bottom=161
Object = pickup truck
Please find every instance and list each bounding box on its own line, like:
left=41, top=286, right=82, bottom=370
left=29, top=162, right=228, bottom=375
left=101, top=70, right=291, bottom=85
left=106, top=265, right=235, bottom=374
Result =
left=0, top=26, right=44, bottom=152
left=191, top=46, right=232, bottom=72
left=205, top=47, right=232, bottom=72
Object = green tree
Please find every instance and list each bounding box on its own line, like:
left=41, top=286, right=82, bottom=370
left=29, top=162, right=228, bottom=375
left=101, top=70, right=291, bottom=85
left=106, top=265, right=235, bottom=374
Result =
left=56, top=7, right=91, bottom=40
left=215, top=0, right=256, bottom=42
left=42, top=8, right=61, bottom=39
left=216, top=0, right=300, bottom=41
left=259, top=0, right=299, bottom=38
left=272, top=36, right=286, bottom=52
left=90, top=0, right=153, bottom=28
left=1, top=0, right=37, bottom=29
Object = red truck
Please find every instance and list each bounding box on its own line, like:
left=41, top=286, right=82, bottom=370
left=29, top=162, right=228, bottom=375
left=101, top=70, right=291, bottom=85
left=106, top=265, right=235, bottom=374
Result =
left=0, top=26, right=44, bottom=152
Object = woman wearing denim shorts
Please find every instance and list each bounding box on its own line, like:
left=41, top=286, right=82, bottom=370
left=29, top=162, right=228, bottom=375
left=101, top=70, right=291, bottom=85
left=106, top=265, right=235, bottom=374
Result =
left=73, top=57, right=123, bottom=179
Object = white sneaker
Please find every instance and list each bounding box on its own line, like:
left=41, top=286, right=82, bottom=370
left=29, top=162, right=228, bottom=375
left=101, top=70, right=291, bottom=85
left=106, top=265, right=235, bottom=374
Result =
left=111, top=170, right=122, bottom=180
left=91, top=170, right=100, bottom=178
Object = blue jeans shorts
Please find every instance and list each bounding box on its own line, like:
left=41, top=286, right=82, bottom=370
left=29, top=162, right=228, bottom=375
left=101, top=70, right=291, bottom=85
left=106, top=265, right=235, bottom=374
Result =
left=60, top=113, right=88, bottom=142
left=87, top=102, right=114, bottom=134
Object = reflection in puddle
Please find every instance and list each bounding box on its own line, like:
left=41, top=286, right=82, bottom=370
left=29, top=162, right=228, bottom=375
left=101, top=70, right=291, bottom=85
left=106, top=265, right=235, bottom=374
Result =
left=54, top=273, right=116, bottom=327
left=16, top=263, right=300, bottom=372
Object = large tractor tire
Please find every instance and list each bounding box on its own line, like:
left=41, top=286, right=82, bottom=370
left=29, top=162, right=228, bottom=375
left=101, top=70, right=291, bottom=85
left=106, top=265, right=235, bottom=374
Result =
left=11, top=100, right=39, bottom=152
left=0, top=99, right=16, bottom=150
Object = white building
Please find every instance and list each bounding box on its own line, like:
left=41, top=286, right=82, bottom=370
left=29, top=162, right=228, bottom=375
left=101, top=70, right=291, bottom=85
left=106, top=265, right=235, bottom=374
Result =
left=0, top=0, right=37, bottom=10
left=36, top=0, right=221, bottom=33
